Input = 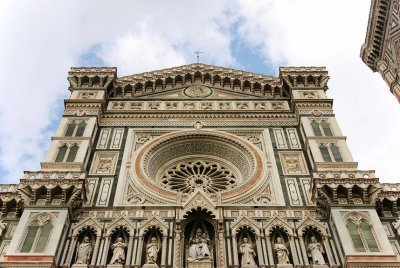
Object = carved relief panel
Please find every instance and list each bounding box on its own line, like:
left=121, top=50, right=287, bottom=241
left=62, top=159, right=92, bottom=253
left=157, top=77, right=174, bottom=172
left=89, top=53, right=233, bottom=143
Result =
left=90, top=151, right=119, bottom=175
left=279, top=152, right=309, bottom=175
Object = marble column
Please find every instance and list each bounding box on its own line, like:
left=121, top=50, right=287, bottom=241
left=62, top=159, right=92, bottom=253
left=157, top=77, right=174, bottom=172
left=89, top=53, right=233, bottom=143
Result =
left=255, top=236, right=265, bottom=266
left=160, top=235, right=167, bottom=268
left=102, top=236, right=111, bottom=266
left=125, top=235, right=134, bottom=266
left=323, top=236, right=335, bottom=266
left=97, top=238, right=105, bottom=266
left=231, top=235, right=239, bottom=267
left=90, top=236, right=101, bottom=266
left=131, top=236, right=138, bottom=266
left=266, top=236, right=274, bottom=266
left=217, top=228, right=226, bottom=268
left=261, top=235, right=269, bottom=266
left=299, top=237, right=309, bottom=265
left=135, top=235, right=144, bottom=267
left=289, top=236, right=298, bottom=265
left=173, top=230, right=181, bottom=268
left=64, top=236, right=77, bottom=265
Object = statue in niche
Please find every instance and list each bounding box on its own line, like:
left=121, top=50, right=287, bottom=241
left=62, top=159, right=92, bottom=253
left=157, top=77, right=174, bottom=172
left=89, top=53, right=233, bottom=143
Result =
left=274, top=237, right=290, bottom=265
left=109, top=237, right=127, bottom=264
left=146, top=237, right=160, bottom=264
left=75, top=236, right=92, bottom=264
left=307, top=236, right=325, bottom=265
left=187, top=227, right=211, bottom=261
left=239, top=237, right=256, bottom=266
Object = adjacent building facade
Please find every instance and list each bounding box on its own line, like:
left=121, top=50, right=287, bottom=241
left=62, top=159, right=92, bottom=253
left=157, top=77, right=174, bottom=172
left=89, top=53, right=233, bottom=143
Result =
left=361, top=0, right=400, bottom=102
left=0, top=64, right=399, bottom=268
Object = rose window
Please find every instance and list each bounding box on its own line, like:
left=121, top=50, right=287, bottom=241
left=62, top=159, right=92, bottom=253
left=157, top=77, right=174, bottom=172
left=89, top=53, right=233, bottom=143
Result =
left=135, top=130, right=264, bottom=200
left=160, top=160, right=238, bottom=194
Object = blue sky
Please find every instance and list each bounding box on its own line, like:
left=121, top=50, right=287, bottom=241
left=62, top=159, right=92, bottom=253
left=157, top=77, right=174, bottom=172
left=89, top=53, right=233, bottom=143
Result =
left=0, top=0, right=400, bottom=184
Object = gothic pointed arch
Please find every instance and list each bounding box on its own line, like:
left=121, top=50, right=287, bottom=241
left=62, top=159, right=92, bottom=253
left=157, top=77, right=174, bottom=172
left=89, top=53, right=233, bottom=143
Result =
left=231, top=216, right=260, bottom=237
left=72, top=216, right=102, bottom=237
left=181, top=189, right=217, bottom=219
left=264, top=216, right=294, bottom=237
left=105, top=215, right=135, bottom=236
left=297, top=215, right=328, bottom=237
left=138, top=216, right=168, bottom=236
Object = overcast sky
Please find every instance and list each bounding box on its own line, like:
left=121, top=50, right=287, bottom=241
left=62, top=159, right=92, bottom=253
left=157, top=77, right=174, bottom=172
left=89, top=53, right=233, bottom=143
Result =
left=0, top=0, right=399, bottom=184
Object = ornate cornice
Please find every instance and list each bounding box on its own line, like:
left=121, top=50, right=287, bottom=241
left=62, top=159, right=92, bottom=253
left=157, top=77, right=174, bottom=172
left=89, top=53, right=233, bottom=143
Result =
left=361, top=0, right=392, bottom=70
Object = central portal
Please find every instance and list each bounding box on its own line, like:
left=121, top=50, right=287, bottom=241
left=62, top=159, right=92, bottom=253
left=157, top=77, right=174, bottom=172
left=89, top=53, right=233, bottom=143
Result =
left=184, top=216, right=216, bottom=268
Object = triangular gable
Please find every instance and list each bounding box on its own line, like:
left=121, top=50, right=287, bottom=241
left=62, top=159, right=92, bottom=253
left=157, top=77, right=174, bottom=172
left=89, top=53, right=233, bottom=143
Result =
left=296, top=215, right=328, bottom=237
left=105, top=215, right=135, bottom=236
left=181, top=188, right=217, bottom=218
left=264, top=216, right=294, bottom=236
left=72, top=215, right=102, bottom=236
left=231, top=216, right=260, bottom=236
left=138, top=215, right=168, bottom=236
left=118, top=63, right=273, bottom=82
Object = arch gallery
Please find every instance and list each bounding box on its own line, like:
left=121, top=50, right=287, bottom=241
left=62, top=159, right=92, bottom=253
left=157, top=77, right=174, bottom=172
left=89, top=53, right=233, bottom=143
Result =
left=0, top=64, right=399, bottom=268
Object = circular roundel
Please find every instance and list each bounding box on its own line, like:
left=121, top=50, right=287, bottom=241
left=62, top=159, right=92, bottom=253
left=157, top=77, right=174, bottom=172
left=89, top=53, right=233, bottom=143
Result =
left=184, top=85, right=212, bottom=98
left=134, top=130, right=265, bottom=201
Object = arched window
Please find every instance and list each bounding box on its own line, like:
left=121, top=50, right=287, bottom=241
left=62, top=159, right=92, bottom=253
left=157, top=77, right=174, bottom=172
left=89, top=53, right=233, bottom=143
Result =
left=20, top=219, right=53, bottom=253
left=321, top=121, right=333, bottom=136
left=55, top=143, right=79, bottom=162
left=65, top=122, right=76, bottom=137
left=319, top=144, right=331, bottom=162
left=75, top=122, right=86, bottom=137
left=65, top=120, right=87, bottom=137
left=55, top=145, right=68, bottom=162
left=347, top=219, right=379, bottom=252
left=319, top=143, right=344, bottom=162
left=311, top=121, right=322, bottom=136
left=330, top=144, right=343, bottom=162
left=311, top=120, right=333, bottom=136
left=66, top=144, right=79, bottom=162
left=347, top=221, right=364, bottom=252
left=360, top=221, right=379, bottom=252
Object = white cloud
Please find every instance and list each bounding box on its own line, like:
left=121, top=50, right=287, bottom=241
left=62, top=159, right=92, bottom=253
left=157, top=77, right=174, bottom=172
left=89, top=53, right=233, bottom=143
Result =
left=234, top=0, right=400, bottom=181
left=0, top=0, right=399, bottom=184
left=0, top=0, right=235, bottom=183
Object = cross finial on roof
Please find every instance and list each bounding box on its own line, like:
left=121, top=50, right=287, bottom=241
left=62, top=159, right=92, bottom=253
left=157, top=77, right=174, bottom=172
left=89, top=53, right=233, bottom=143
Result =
left=194, top=50, right=203, bottom=63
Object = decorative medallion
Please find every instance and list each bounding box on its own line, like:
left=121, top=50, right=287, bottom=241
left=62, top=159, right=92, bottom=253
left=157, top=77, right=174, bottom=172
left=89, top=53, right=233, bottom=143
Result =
left=184, top=85, right=212, bottom=98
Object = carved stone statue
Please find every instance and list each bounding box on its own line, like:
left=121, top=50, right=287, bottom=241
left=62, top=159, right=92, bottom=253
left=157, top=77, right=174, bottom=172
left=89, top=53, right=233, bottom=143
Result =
left=274, top=237, right=290, bottom=265
left=239, top=237, right=256, bottom=266
left=187, top=228, right=211, bottom=261
left=146, top=237, right=160, bottom=264
left=75, top=236, right=92, bottom=264
left=307, top=237, right=325, bottom=265
left=109, top=237, right=127, bottom=264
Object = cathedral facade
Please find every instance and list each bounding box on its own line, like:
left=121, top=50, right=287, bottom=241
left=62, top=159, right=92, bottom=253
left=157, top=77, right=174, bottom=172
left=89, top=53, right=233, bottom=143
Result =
left=0, top=64, right=399, bottom=268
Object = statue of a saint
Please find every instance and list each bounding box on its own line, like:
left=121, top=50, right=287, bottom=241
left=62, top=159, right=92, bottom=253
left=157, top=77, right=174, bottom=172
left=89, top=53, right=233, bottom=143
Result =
left=109, top=237, right=127, bottom=264
left=239, top=237, right=256, bottom=266
left=307, top=237, right=325, bottom=265
left=146, top=237, right=160, bottom=264
left=187, top=228, right=211, bottom=261
left=274, top=237, right=290, bottom=265
left=75, top=236, right=92, bottom=264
